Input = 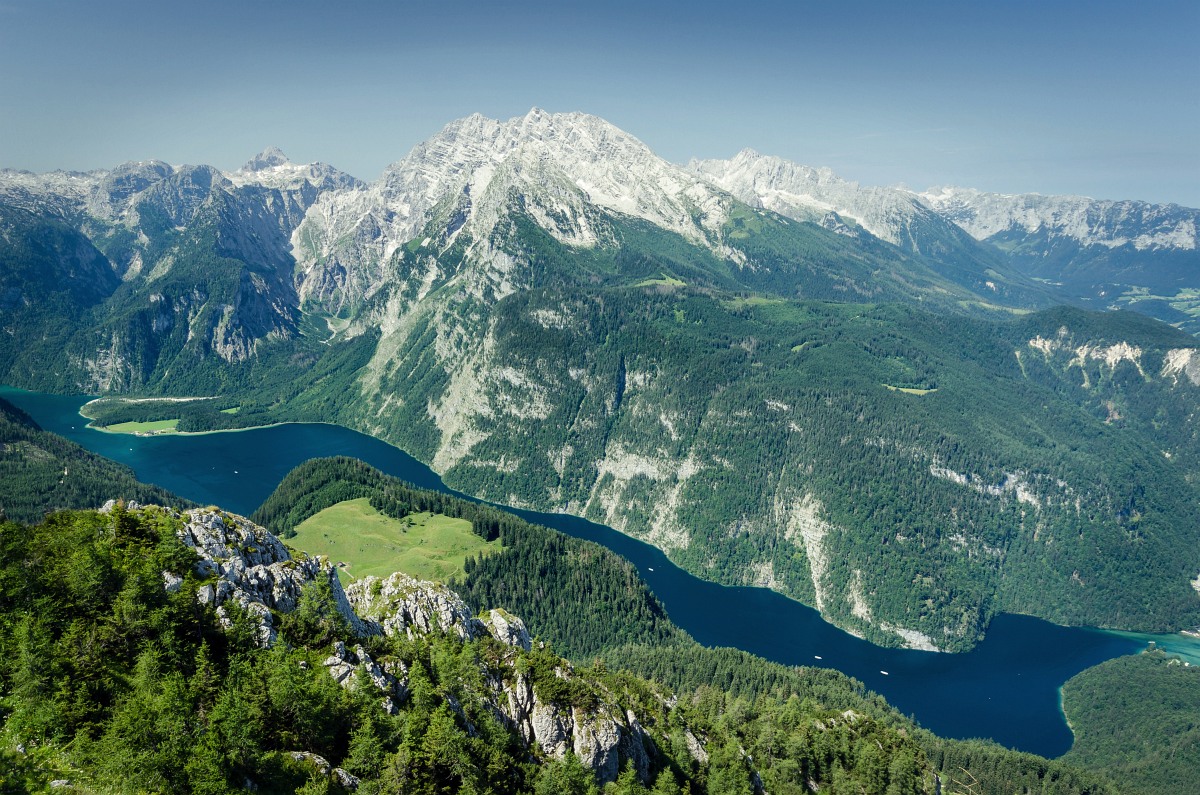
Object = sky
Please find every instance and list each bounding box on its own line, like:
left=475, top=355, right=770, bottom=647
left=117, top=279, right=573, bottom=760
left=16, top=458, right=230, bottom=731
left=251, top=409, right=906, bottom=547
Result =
left=1, top=0, right=1197, bottom=205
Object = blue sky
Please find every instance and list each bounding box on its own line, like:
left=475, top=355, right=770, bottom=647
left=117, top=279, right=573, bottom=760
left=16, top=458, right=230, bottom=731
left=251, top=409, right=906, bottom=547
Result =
left=1, top=0, right=1196, bottom=205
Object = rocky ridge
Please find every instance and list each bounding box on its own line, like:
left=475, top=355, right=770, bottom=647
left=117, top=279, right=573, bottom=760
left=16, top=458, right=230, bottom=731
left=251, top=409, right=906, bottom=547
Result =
left=920, top=186, right=1198, bottom=252
left=150, top=503, right=694, bottom=785
left=690, top=148, right=945, bottom=247
left=290, top=108, right=747, bottom=312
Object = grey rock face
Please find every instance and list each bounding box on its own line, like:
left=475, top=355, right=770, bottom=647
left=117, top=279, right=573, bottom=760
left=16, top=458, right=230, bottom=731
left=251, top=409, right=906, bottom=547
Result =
left=345, top=571, right=484, bottom=641
left=175, top=508, right=365, bottom=645
left=530, top=700, right=572, bottom=758
left=618, top=708, right=652, bottom=783
left=333, top=768, right=362, bottom=791
left=684, top=728, right=709, bottom=764
left=242, top=146, right=291, bottom=172
left=501, top=672, right=536, bottom=746
left=571, top=706, right=622, bottom=782
left=481, top=608, right=533, bottom=651
left=488, top=667, right=655, bottom=785
left=322, top=640, right=409, bottom=710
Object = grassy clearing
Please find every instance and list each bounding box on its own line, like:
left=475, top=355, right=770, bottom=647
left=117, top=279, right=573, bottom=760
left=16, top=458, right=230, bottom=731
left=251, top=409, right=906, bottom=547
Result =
left=1119, top=287, right=1200, bottom=323
left=724, top=295, right=786, bottom=309
left=288, top=497, right=499, bottom=583
left=633, top=274, right=686, bottom=288
left=959, top=299, right=1033, bottom=315
left=100, top=419, right=180, bottom=434
left=883, top=384, right=938, bottom=396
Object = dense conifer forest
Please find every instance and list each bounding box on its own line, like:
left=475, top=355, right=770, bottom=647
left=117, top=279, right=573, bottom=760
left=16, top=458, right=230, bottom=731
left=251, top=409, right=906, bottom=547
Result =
left=0, top=486, right=1124, bottom=794
left=1061, top=650, right=1200, bottom=794
left=0, top=397, right=188, bottom=523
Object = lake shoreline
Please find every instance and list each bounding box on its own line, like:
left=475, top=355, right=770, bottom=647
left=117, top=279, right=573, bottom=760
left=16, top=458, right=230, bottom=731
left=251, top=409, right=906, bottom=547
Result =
left=0, top=385, right=1176, bottom=756
left=17, top=387, right=1200, bottom=654
left=78, top=396, right=288, bottom=438
left=85, top=419, right=289, bottom=437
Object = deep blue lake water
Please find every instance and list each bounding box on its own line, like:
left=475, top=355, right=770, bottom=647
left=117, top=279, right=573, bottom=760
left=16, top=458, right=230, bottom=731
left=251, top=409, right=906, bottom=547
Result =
left=8, top=386, right=1194, bottom=757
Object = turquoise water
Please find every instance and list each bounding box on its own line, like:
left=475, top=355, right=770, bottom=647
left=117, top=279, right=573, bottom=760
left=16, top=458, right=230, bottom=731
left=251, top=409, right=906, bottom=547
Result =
left=9, top=387, right=1194, bottom=757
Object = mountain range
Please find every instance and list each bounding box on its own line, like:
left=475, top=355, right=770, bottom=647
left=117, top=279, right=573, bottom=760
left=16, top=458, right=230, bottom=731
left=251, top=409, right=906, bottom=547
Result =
left=2, top=108, right=1199, bottom=651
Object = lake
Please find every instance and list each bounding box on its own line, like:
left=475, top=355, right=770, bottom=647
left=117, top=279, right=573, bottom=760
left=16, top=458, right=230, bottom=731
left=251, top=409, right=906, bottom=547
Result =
left=8, top=386, right=1191, bottom=757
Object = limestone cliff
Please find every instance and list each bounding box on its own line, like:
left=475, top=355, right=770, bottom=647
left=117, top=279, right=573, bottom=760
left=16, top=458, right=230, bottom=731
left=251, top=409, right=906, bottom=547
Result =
left=148, top=504, right=717, bottom=786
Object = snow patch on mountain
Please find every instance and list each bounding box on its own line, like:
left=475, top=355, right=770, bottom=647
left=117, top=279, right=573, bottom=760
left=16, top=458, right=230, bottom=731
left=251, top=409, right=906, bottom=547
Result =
left=920, top=186, right=1198, bottom=251
left=228, top=147, right=363, bottom=193
left=690, top=148, right=945, bottom=247
left=692, top=150, right=894, bottom=241
left=291, top=109, right=743, bottom=308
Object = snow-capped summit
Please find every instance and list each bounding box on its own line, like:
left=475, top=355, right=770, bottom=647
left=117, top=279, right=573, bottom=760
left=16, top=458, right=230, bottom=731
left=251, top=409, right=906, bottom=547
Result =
left=690, top=148, right=933, bottom=246
left=688, top=147, right=1053, bottom=302
left=292, top=108, right=742, bottom=307
left=226, top=148, right=363, bottom=194
left=920, top=186, right=1198, bottom=252
left=374, top=107, right=731, bottom=242
left=240, top=146, right=291, bottom=172
left=4, top=108, right=1196, bottom=328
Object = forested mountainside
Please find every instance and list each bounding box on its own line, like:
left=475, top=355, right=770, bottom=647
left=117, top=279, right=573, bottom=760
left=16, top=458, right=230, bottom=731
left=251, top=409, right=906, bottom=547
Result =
left=338, top=291, right=1200, bottom=651
left=0, top=396, right=188, bottom=522
left=1061, top=649, right=1200, bottom=795
left=2, top=110, right=1199, bottom=651
left=0, top=452, right=1123, bottom=794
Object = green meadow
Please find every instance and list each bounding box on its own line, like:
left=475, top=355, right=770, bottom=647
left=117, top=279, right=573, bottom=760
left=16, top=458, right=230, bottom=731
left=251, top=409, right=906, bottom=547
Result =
left=100, top=418, right=180, bottom=434
left=288, top=497, right=499, bottom=582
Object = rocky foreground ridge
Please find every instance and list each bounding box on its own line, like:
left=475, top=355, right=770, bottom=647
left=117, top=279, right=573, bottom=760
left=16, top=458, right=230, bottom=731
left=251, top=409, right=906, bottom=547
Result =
left=122, top=502, right=707, bottom=787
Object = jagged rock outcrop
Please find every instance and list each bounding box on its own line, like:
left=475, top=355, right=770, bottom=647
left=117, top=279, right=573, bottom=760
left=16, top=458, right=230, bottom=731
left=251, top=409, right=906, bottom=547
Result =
left=481, top=607, right=533, bottom=651
left=130, top=501, right=704, bottom=787
left=335, top=567, right=669, bottom=785
left=172, top=507, right=366, bottom=645
left=322, top=640, right=408, bottom=715
left=345, top=571, right=485, bottom=640
left=488, top=666, right=653, bottom=784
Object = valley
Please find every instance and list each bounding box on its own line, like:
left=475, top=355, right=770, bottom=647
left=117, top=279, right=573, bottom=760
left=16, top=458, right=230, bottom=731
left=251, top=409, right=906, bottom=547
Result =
left=3, top=106, right=1200, bottom=791
left=2, top=111, right=1199, bottom=655
left=10, top=385, right=1197, bottom=758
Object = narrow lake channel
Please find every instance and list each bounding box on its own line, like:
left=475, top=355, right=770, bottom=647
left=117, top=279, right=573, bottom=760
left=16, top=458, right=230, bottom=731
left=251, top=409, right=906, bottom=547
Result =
left=9, top=386, right=1189, bottom=757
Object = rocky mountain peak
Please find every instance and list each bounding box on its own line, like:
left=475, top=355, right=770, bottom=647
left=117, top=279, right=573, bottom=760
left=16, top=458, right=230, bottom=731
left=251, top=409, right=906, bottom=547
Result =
left=692, top=150, right=927, bottom=244
left=241, top=146, right=291, bottom=172
left=919, top=185, right=1199, bottom=252
left=290, top=108, right=744, bottom=310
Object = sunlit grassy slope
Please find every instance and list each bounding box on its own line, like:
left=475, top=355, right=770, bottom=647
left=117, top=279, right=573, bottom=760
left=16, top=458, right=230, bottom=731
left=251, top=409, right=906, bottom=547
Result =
left=288, top=497, right=499, bottom=582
